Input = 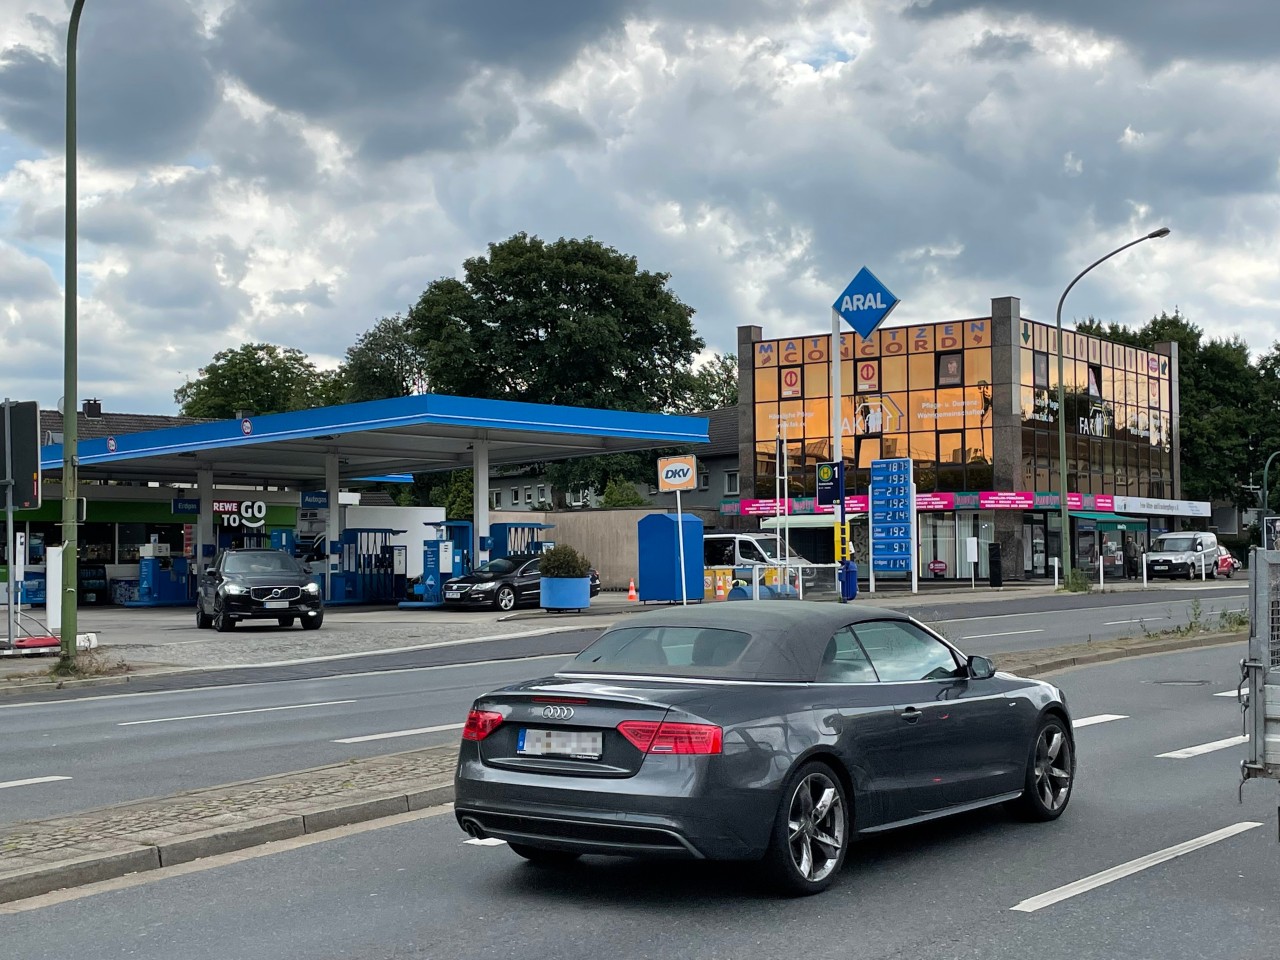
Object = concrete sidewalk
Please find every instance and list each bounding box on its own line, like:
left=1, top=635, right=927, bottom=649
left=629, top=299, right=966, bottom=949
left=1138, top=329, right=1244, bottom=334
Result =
left=0, top=745, right=455, bottom=905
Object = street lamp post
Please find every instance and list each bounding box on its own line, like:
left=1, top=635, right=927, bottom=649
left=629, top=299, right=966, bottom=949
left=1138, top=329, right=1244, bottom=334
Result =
left=1262, top=450, right=1280, bottom=515
left=1055, top=227, right=1170, bottom=582
left=61, top=0, right=87, bottom=664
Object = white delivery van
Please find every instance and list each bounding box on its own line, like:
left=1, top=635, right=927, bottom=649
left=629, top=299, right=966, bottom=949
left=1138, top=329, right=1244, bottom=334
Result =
left=1145, top=531, right=1219, bottom=580
left=702, top=532, right=819, bottom=591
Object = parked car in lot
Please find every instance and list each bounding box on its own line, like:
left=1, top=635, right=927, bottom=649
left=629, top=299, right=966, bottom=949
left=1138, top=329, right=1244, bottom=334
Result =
left=443, top=554, right=601, bottom=612
left=454, top=601, right=1074, bottom=895
left=1216, top=546, right=1241, bottom=578
left=196, top=548, right=323, bottom=632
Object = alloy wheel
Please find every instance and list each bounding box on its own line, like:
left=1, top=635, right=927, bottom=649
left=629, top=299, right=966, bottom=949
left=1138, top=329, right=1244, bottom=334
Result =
left=1033, top=726, right=1073, bottom=812
left=786, top=772, right=845, bottom=884
left=496, top=587, right=516, bottom=612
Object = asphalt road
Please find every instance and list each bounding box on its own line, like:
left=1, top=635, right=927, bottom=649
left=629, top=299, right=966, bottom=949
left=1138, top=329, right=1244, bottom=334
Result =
left=4, top=642, right=1276, bottom=960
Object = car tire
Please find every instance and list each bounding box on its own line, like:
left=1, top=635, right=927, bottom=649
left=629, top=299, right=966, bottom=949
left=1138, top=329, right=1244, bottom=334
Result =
left=495, top=586, right=517, bottom=612
left=278, top=616, right=296, bottom=628
left=1227, top=567, right=1235, bottom=579
left=1010, top=715, right=1074, bottom=822
left=762, top=760, right=849, bottom=896
left=507, top=843, right=581, bottom=865
left=300, top=612, right=324, bottom=630
left=213, top=600, right=235, bottom=633
left=195, top=602, right=212, bottom=630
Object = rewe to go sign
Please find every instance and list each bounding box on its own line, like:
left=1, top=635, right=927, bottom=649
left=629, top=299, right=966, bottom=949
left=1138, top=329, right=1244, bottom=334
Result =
left=212, top=499, right=268, bottom=528
left=657, top=455, right=698, bottom=492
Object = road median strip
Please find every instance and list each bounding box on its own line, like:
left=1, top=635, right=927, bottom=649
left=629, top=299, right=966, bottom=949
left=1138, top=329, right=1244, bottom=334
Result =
left=0, top=625, right=1249, bottom=905
left=0, top=746, right=455, bottom=905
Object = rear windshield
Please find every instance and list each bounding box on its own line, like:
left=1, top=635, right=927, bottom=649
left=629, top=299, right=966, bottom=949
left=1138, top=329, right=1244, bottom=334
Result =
left=1154, top=537, right=1196, bottom=552
left=568, top=625, right=760, bottom=678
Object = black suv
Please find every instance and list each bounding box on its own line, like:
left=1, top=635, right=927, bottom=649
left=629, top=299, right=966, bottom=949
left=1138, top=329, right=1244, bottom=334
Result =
left=196, top=548, right=324, bottom=632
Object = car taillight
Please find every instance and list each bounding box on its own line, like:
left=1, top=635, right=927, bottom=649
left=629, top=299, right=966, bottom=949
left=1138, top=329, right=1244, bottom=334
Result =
left=617, top=720, right=722, bottom=755
left=462, top=709, right=503, bottom=741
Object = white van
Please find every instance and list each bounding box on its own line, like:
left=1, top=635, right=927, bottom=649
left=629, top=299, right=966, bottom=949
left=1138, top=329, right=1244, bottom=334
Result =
left=1145, top=531, right=1219, bottom=580
left=702, top=532, right=819, bottom=590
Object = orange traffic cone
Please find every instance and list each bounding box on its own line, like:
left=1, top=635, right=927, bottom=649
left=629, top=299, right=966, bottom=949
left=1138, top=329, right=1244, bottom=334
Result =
left=715, top=575, right=726, bottom=600
left=627, top=578, right=638, bottom=601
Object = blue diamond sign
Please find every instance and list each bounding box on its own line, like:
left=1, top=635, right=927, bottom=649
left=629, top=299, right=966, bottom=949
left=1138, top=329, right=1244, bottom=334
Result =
left=833, top=267, right=900, bottom=339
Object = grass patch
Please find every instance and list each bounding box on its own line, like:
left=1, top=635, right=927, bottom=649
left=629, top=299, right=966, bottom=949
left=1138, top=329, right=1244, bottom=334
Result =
left=47, top=648, right=132, bottom=680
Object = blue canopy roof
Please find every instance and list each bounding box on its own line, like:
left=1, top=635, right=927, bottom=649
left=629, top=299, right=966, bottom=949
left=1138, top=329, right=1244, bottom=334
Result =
left=40, top=393, right=709, bottom=485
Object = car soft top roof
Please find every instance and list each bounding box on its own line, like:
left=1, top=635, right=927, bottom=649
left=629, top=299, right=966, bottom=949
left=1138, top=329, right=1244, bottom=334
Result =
left=566, top=601, right=911, bottom=682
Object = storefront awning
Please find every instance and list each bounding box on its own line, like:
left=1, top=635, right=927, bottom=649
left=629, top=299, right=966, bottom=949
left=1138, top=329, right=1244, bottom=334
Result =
left=1070, top=511, right=1148, bottom=527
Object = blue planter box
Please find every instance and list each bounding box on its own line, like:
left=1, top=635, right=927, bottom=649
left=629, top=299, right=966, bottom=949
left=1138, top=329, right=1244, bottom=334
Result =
left=541, top=577, right=591, bottom=611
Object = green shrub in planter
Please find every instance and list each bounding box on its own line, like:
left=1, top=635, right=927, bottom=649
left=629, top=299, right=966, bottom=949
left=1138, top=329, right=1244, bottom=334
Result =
left=539, top=544, right=592, bottom=579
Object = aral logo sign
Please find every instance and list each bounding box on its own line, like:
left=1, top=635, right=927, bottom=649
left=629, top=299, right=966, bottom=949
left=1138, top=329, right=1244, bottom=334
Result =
left=212, top=499, right=268, bottom=528
left=657, top=455, right=698, bottom=492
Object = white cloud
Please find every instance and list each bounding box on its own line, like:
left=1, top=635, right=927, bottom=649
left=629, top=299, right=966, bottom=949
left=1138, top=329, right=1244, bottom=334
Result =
left=0, top=0, right=1279, bottom=415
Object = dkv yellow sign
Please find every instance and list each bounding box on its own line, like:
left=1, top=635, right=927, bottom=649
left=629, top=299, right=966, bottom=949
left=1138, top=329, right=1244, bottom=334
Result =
left=657, top=455, right=698, bottom=492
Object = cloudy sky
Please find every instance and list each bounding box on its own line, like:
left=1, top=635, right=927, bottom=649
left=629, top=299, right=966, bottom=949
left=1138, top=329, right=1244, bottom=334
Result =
left=1, top=0, right=1277, bottom=415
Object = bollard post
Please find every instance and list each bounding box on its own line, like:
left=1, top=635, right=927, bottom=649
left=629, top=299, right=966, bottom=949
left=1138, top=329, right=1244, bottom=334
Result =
left=1201, top=555, right=1206, bottom=581
left=1142, top=560, right=1147, bottom=588
left=1052, top=557, right=1059, bottom=589
left=1099, top=556, right=1104, bottom=591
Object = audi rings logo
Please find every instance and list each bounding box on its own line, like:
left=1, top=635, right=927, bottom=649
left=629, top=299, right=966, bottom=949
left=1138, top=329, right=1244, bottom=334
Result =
left=541, top=705, right=575, bottom=720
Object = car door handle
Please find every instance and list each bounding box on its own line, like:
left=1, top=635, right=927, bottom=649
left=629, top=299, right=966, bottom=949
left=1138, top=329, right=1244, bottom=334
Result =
left=901, top=707, right=922, bottom=724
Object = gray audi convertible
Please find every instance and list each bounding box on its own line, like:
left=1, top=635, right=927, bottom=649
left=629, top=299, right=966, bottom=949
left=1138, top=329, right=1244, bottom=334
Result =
left=454, top=601, right=1074, bottom=895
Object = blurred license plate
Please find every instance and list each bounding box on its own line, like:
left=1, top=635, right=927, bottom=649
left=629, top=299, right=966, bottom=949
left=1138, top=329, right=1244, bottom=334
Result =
left=1154, top=565, right=1168, bottom=570
left=517, top=728, right=602, bottom=759
left=445, top=591, right=461, bottom=599
left=264, top=600, right=288, bottom=609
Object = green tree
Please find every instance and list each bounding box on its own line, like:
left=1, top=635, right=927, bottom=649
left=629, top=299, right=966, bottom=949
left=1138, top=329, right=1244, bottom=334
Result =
left=407, top=233, right=704, bottom=410
left=677, top=352, right=738, bottom=412
left=426, top=469, right=473, bottom=520
left=407, top=233, right=705, bottom=498
left=341, top=315, right=429, bottom=403
left=174, top=343, right=342, bottom=418
left=601, top=477, right=647, bottom=508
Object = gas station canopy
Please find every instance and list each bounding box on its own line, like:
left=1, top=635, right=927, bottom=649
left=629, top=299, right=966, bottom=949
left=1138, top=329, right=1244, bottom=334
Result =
left=39, top=393, right=710, bottom=484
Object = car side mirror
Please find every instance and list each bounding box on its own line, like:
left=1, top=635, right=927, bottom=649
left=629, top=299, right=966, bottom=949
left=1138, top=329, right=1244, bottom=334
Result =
left=1194, top=540, right=1203, bottom=551
left=967, top=655, right=996, bottom=680
left=303, top=565, right=313, bottom=576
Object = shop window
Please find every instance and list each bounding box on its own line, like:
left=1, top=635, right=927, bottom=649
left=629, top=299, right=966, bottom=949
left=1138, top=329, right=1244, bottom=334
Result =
left=1033, top=351, right=1049, bottom=389
left=967, top=347, right=992, bottom=385
left=724, top=471, right=740, bottom=496
left=938, top=432, right=964, bottom=466
left=909, top=353, right=934, bottom=391
left=754, top=368, right=779, bottom=403
left=881, top=356, right=907, bottom=393
left=80, top=523, right=115, bottom=564
left=937, top=352, right=963, bottom=388
left=1086, top=363, right=1103, bottom=399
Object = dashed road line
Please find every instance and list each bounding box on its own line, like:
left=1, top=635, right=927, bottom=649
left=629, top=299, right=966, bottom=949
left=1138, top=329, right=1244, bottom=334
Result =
left=1156, top=735, right=1249, bottom=759
left=119, top=700, right=356, bottom=726
left=333, top=722, right=464, bottom=744
left=0, top=776, right=72, bottom=791
left=1072, top=714, right=1128, bottom=728
left=959, top=629, right=1045, bottom=640
left=1011, top=822, right=1261, bottom=912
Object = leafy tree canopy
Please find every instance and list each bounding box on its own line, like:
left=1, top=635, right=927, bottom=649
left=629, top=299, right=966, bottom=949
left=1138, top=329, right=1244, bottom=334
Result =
left=174, top=343, right=344, bottom=419
left=677, top=352, right=738, bottom=413
left=341, top=314, right=430, bottom=403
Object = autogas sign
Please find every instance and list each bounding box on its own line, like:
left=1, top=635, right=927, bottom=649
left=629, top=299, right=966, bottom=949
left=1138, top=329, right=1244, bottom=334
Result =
left=212, top=499, right=268, bottom=528
left=657, top=455, right=698, bottom=493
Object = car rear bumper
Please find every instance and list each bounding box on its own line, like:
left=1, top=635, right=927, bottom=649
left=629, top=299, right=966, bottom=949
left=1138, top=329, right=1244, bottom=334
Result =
left=454, top=745, right=775, bottom=861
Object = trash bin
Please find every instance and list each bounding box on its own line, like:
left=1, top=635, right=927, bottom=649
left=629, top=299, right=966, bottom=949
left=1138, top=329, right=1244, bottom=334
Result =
left=988, top=542, right=1003, bottom=588
left=837, top=559, right=859, bottom=602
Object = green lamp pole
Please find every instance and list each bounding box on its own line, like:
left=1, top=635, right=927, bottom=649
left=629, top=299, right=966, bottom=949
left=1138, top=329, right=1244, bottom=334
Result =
left=1054, top=227, right=1170, bottom=581
left=1262, top=450, right=1280, bottom=515
left=61, top=0, right=87, bottom=663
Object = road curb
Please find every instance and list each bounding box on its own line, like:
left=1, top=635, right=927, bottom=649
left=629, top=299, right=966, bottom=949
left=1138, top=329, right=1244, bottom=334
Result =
left=1001, top=630, right=1246, bottom=677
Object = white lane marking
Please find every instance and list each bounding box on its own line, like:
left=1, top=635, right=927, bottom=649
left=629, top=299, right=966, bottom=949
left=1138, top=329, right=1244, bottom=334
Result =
left=1010, top=822, right=1261, bottom=913
left=333, top=722, right=464, bottom=744
left=119, top=700, right=356, bottom=726
left=1072, top=714, right=1128, bottom=728
left=0, top=775, right=72, bottom=790
left=959, top=629, right=1045, bottom=640
left=464, top=837, right=507, bottom=847
left=1215, top=690, right=1241, bottom=697
left=0, top=653, right=573, bottom=711
left=1103, top=618, right=1166, bottom=626
left=1156, top=734, right=1249, bottom=759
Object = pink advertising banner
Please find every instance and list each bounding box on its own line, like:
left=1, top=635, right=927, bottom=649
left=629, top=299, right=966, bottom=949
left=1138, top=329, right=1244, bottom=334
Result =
left=735, top=492, right=1118, bottom=516
left=979, top=491, right=1035, bottom=510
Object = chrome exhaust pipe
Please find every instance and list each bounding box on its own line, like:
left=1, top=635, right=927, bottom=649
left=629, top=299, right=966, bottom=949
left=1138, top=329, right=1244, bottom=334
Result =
left=461, top=818, right=485, bottom=839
